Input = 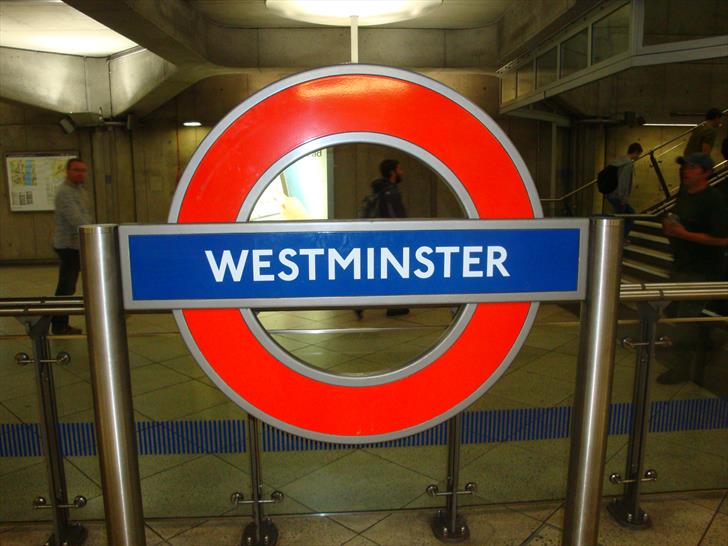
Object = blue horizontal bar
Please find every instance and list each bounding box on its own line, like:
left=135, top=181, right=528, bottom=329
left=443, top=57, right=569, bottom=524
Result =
left=1, top=397, right=725, bottom=458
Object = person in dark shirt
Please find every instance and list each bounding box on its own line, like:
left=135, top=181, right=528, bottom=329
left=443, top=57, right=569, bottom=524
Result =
left=354, top=159, right=409, bottom=319
left=371, top=158, right=407, bottom=219
left=658, top=153, right=728, bottom=384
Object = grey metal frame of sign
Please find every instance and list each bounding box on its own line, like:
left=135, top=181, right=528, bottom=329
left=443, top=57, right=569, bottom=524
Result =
left=142, top=64, right=586, bottom=442
left=119, top=219, right=589, bottom=310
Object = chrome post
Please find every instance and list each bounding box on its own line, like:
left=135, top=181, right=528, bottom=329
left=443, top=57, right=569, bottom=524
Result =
left=25, top=317, right=87, bottom=546
left=563, top=217, right=623, bottom=546
left=80, top=225, right=146, bottom=546
left=431, top=414, right=470, bottom=543
left=607, top=302, right=665, bottom=528
left=241, top=415, right=279, bottom=546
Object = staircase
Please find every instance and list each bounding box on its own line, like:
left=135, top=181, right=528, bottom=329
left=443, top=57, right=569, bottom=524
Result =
left=621, top=162, right=728, bottom=286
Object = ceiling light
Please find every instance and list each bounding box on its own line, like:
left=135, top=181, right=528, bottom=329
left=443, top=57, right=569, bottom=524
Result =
left=642, top=123, right=698, bottom=127
left=183, top=121, right=202, bottom=127
left=265, top=0, right=441, bottom=26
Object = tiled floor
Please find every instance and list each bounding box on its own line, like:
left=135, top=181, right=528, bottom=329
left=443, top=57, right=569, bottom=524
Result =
left=1, top=265, right=727, bottom=542
left=0, top=490, right=725, bottom=545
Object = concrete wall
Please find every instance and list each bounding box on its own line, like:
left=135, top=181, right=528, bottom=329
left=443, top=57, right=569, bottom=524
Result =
left=1, top=71, right=551, bottom=261
left=0, top=99, right=95, bottom=261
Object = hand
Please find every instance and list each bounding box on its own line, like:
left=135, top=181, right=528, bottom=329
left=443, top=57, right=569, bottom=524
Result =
left=663, top=219, right=687, bottom=238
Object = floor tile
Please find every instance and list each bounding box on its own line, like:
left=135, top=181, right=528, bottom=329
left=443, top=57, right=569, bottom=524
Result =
left=73, top=521, right=166, bottom=546
left=157, top=353, right=207, bottom=379
left=253, top=448, right=353, bottom=488
left=147, top=517, right=208, bottom=540
left=701, top=512, right=728, bottom=546
left=462, top=443, right=567, bottom=504
left=520, top=351, right=578, bottom=382
left=130, top=363, right=192, bottom=396
left=343, top=535, right=380, bottom=545
left=362, top=505, right=541, bottom=545
left=291, top=344, right=359, bottom=370
left=132, top=380, right=229, bottom=421
left=329, top=512, right=392, bottom=534
left=523, top=326, right=578, bottom=351
left=2, top=379, right=95, bottom=422
left=282, top=450, right=428, bottom=512
left=522, top=523, right=562, bottom=545
left=365, top=445, right=446, bottom=482
left=488, top=369, right=574, bottom=407
left=128, top=335, right=191, bottom=364
left=140, top=455, right=249, bottom=518
left=0, top=460, right=101, bottom=521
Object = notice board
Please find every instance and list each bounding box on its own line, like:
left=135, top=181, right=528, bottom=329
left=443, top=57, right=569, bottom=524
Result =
left=5, top=152, right=78, bottom=212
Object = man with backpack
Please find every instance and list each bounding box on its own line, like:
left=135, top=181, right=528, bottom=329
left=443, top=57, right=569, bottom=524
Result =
left=599, top=142, right=643, bottom=237
left=355, top=159, right=409, bottom=318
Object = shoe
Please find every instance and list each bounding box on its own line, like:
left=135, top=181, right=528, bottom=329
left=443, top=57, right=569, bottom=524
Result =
left=52, top=325, right=82, bottom=335
left=386, top=308, right=410, bottom=317
left=656, top=369, right=689, bottom=385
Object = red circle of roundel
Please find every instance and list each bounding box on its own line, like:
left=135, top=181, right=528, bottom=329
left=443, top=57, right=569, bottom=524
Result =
left=171, top=66, right=539, bottom=443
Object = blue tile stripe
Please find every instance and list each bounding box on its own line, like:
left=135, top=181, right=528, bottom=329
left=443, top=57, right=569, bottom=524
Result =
left=1, top=397, right=725, bottom=457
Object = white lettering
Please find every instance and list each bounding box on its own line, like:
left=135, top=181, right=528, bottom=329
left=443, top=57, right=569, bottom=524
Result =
left=299, top=248, right=324, bottom=280
left=435, top=246, right=460, bottom=278
left=277, top=248, right=299, bottom=281
left=487, top=246, right=510, bottom=277
left=463, top=246, right=483, bottom=278
left=366, top=247, right=375, bottom=279
left=328, top=248, right=361, bottom=280
left=252, top=249, right=274, bottom=281
left=414, top=246, right=434, bottom=279
left=205, top=249, right=248, bottom=282
left=381, top=247, right=410, bottom=279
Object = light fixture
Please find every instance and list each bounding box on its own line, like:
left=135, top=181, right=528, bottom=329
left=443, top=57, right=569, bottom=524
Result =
left=183, top=121, right=202, bottom=127
left=642, top=123, right=698, bottom=127
left=265, top=0, right=441, bottom=26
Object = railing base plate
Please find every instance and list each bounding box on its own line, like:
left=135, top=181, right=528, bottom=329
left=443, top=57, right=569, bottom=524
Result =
left=240, top=518, right=278, bottom=546
left=607, top=499, right=652, bottom=530
left=431, top=509, right=470, bottom=543
left=44, top=523, right=88, bottom=546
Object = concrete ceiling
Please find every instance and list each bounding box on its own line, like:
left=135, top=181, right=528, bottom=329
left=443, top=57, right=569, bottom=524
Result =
left=0, top=0, right=137, bottom=56
left=191, top=0, right=512, bottom=29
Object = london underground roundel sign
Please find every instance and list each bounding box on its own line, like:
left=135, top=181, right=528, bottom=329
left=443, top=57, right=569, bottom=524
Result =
left=128, top=65, right=586, bottom=443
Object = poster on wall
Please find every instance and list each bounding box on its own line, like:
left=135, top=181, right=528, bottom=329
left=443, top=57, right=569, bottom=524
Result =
left=250, top=149, right=331, bottom=221
left=5, top=152, right=79, bottom=212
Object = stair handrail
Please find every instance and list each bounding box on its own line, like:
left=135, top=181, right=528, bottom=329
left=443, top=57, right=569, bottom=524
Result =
left=541, top=107, right=728, bottom=205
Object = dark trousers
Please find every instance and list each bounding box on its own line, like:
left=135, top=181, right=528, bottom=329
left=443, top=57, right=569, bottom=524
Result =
left=52, top=248, right=80, bottom=328
left=606, top=196, right=635, bottom=237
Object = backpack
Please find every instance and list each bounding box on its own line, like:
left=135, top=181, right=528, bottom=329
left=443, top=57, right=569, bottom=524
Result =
left=358, top=191, right=381, bottom=218
left=597, top=164, right=619, bottom=194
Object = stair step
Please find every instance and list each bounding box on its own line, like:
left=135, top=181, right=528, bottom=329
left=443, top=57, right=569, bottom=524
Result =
left=629, top=231, right=670, bottom=246
left=623, top=244, right=674, bottom=263
left=633, top=219, right=662, bottom=230
left=622, top=259, right=671, bottom=280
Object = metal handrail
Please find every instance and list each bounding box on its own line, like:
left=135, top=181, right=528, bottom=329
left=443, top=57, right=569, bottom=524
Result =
left=541, top=108, right=727, bottom=205
left=3, top=283, right=727, bottom=318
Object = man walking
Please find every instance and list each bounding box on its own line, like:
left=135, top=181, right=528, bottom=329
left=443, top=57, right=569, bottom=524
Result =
left=606, top=142, right=642, bottom=236
left=683, top=108, right=723, bottom=156
left=658, top=153, right=728, bottom=384
left=355, top=159, right=409, bottom=319
left=51, top=158, right=90, bottom=335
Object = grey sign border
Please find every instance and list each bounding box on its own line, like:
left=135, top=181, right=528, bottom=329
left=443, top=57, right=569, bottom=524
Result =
left=152, top=64, right=573, bottom=443
left=119, top=219, right=588, bottom=310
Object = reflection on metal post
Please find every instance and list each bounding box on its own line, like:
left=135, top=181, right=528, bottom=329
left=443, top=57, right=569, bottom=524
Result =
left=80, top=225, right=146, bottom=546
left=563, top=217, right=623, bottom=546
left=607, top=301, right=666, bottom=528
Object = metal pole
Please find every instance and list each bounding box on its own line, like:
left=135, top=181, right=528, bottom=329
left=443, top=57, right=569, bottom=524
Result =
left=430, top=414, right=471, bottom=543
left=80, top=225, right=146, bottom=546
left=563, top=217, right=623, bottom=546
left=241, top=414, right=279, bottom=546
left=607, top=302, right=665, bottom=528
